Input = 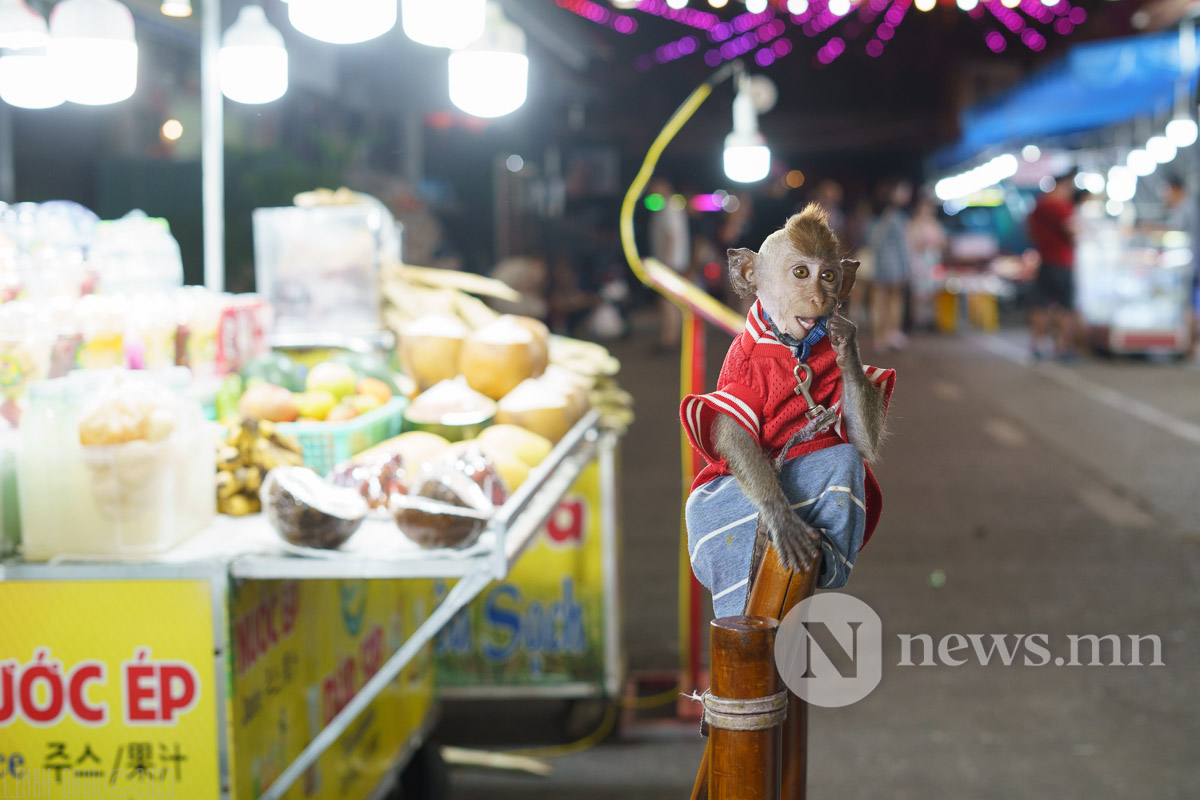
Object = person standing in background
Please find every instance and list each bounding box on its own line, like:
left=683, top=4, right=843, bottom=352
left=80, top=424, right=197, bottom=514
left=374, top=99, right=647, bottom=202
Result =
left=869, top=180, right=913, bottom=350
left=907, top=195, right=946, bottom=331
left=647, top=176, right=690, bottom=350
left=810, top=179, right=846, bottom=238
left=1027, top=172, right=1078, bottom=360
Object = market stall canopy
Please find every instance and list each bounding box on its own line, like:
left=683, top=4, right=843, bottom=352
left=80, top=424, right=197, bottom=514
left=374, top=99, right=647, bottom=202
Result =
left=936, top=30, right=1200, bottom=169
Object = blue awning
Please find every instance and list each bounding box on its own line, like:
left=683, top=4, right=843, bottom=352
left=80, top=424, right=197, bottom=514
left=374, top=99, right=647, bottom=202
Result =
left=935, top=31, right=1200, bottom=168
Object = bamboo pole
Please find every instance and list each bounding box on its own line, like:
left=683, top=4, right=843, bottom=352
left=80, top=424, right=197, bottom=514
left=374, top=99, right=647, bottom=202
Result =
left=691, top=542, right=820, bottom=800
left=708, top=617, right=781, bottom=800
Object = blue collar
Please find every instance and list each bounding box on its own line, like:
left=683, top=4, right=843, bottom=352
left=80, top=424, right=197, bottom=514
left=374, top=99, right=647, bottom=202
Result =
left=762, top=311, right=828, bottom=364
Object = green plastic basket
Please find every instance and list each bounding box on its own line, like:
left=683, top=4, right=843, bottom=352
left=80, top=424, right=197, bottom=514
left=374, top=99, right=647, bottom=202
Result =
left=276, top=397, right=408, bottom=476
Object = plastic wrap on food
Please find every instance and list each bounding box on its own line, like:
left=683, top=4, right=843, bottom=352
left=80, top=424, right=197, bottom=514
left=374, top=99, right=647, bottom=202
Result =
left=329, top=452, right=407, bottom=510
left=437, top=443, right=507, bottom=507
left=262, top=466, right=367, bottom=549
left=390, top=466, right=492, bottom=549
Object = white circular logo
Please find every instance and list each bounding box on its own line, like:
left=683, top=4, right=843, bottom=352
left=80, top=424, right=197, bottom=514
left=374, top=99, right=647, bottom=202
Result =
left=775, top=592, right=882, bottom=707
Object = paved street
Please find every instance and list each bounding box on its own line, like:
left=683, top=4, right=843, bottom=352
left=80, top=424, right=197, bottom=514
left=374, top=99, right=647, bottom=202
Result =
left=447, top=319, right=1200, bottom=799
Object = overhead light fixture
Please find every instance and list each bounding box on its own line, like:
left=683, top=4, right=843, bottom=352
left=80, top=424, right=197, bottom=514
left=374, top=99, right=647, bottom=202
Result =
left=289, top=0, right=396, bottom=44
left=49, top=0, right=138, bottom=106
left=1146, top=135, right=1177, bottom=163
left=666, top=0, right=688, bottom=8
left=401, top=0, right=485, bottom=49
left=1126, top=148, right=1156, bottom=176
left=1166, top=113, right=1198, bottom=147
left=1106, top=165, right=1136, bottom=202
left=448, top=2, right=528, bottom=118
left=828, top=0, right=850, bottom=16
left=915, top=0, right=936, bottom=12
left=786, top=0, right=807, bottom=11
left=160, top=0, right=192, bottom=18
left=220, top=5, right=288, bottom=104
left=0, top=49, right=65, bottom=108
left=0, top=0, right=49, bottom=49
left=745, top=0, right=768, bottom=12
left=723, top=72, right=771, bottom=183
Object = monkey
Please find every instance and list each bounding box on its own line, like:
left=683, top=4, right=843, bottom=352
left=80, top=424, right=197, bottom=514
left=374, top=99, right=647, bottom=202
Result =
left=681, top=204, right=895, bottom=615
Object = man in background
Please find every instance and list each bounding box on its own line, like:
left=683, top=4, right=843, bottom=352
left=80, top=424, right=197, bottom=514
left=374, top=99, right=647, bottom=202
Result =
left=1028, top=171, right=1079, bottom=361
left=648, top=176, right=690, bottom=350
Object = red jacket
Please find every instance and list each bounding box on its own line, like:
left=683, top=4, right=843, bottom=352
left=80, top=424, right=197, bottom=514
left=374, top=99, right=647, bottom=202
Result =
left=681, top=300, right=896, bottom=543
left=1028, top=195, right=1075, bottom=269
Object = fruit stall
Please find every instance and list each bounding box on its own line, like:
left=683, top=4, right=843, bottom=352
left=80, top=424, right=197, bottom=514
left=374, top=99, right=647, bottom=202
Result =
left=0, top=194, right=630, bottom=799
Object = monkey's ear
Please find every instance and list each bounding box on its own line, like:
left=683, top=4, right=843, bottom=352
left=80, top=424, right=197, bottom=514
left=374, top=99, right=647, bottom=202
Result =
left=727, top=248, right=759, bottom=299
left=838, top=258, right=859, bottom=304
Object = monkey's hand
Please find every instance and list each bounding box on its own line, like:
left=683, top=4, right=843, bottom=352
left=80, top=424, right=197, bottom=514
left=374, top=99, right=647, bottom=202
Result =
left=826, top=313, right=861, bottom=369
left=764, top=503, right=822, bottom=573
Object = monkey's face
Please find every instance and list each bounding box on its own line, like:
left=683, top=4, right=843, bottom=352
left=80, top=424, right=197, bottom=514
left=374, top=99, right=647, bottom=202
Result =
left=755, top=241, right=845, bottom=340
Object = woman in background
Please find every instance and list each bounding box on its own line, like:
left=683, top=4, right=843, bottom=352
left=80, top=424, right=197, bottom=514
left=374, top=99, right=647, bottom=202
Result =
left=907, top=195, right=946, bottom=331
left=869, top=180, right=914, bottom=350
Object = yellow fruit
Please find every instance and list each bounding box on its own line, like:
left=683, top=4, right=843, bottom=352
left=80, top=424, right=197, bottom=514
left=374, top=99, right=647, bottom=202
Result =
left=349, top=394, right=384, bottom=415
left=326, top=402, right=359, bottom=422
left=294, top=390, right=338, bottom=421
left=459, top=317, right=540, bottom=400
left=306, top=362, right=358, bottom=400
left=400, top=315, right=468, bottom=391
left=357, top=377, right=393, bottom=405
left=353, top=430, right=449, bottom=467
left=239, top=383, right=299, bottom=423
left=488, top=451, right=531, bottom=492
left=495, top=379, right=573, bottom=443
left=477, top=424, right=553, bottom=468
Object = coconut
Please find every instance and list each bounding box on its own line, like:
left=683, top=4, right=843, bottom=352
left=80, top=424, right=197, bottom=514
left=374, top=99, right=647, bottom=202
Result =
left=403, top=377, right=497, bottom=442
left=495, top=378, right=574, bottom=443
left=501, top=315, right=550, bottom=376
left=400, top=315, right=469, bottom=391
left=540, top=365, right=592, bottom=423
left=261, top=466, right=367, bottom=549
left=391, top=468, right=492, bottom=549
left=458, top=317, right=540, bottom=400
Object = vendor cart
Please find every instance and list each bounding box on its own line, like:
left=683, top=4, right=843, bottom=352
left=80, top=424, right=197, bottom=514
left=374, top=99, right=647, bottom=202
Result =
left=1076, top=221, right=1193, bottom=357
left=0, top=410, right=620, bottom=800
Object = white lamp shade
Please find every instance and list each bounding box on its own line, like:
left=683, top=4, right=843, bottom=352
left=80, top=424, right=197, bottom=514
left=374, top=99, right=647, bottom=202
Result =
left=288, top=0, right=396, bottom=44
left=448, top=50, right=528, bottom=117
left=221, top=6, right=288, bottom=104
left=1166, top=116, right=1199, bottom=148
left=1126, top=148, right=1156, bottom=177
left=49, top=0, right=137, bottom=105
left=724, top=136, right=770, bottom=183
left=0, top=52, right=65, bottom=108
left=401, top=0, right=485, bottom=48
left=1146, top=135, right=1177, bottom=164
left=0, top=0, right=49, bottom=50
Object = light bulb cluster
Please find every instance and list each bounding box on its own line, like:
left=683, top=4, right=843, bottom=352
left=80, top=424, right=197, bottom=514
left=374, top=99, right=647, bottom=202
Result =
left=934, top=154, right=1019, bottom=201
left=0, top=0, right=138, bottom=109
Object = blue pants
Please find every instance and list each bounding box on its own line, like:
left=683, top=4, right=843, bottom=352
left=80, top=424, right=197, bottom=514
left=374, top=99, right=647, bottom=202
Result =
left=685, top=443, right=867, bottom=617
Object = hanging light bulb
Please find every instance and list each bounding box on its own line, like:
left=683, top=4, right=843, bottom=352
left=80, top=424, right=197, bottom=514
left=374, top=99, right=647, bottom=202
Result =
left=401, top=0, right=485, bottom=48
left=289, top=0, right=396, bottom=45
left=1146, top=135, right=1177, bottom=163
left=828, top=0, right=850, bottom=16
left=160, top=0, right=192, bottom=18
left=666, top=0, right=688, bottom=8
left=724, top=73, right=770, bottom=183
left=1166, top=113, right=1199, bottom=147
left=1126, top=148, right=1156, bottom=177
left=745, top=0, right=768, bottom=12
left=448, top=2, right=528, bottom=118
left=49, top=0, right=138, bottom=106
left=0, top=49, right=65, bottom=108
left=220, top=6, right=288, bottom=104
left=0, top=0, right=49, bottom=49
left=915, top=0, right=936, bottom=11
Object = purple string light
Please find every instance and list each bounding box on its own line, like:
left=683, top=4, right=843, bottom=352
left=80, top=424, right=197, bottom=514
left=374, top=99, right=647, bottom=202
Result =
left=554, top=0, right=638, bottom=34
left=985, top=29, right=1006, bottom=52
left=631, top=0, right=720, bottom=30
left=634, top=33, right=700, bottom=70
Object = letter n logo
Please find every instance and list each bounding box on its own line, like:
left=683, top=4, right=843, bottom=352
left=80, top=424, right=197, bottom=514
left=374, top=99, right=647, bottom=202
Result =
left=775, top=593, right=883, bottom=708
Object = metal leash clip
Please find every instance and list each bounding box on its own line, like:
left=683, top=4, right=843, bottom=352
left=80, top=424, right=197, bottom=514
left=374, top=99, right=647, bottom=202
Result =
left=793, top=362, right=836, bottom=434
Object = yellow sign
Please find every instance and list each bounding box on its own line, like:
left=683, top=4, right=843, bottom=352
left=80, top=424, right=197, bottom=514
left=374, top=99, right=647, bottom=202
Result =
left=228, top=578, right=435, bottom=800
left=437, top=461, right=607, bottom=686
left=0, top=580, right=218, bottom=798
